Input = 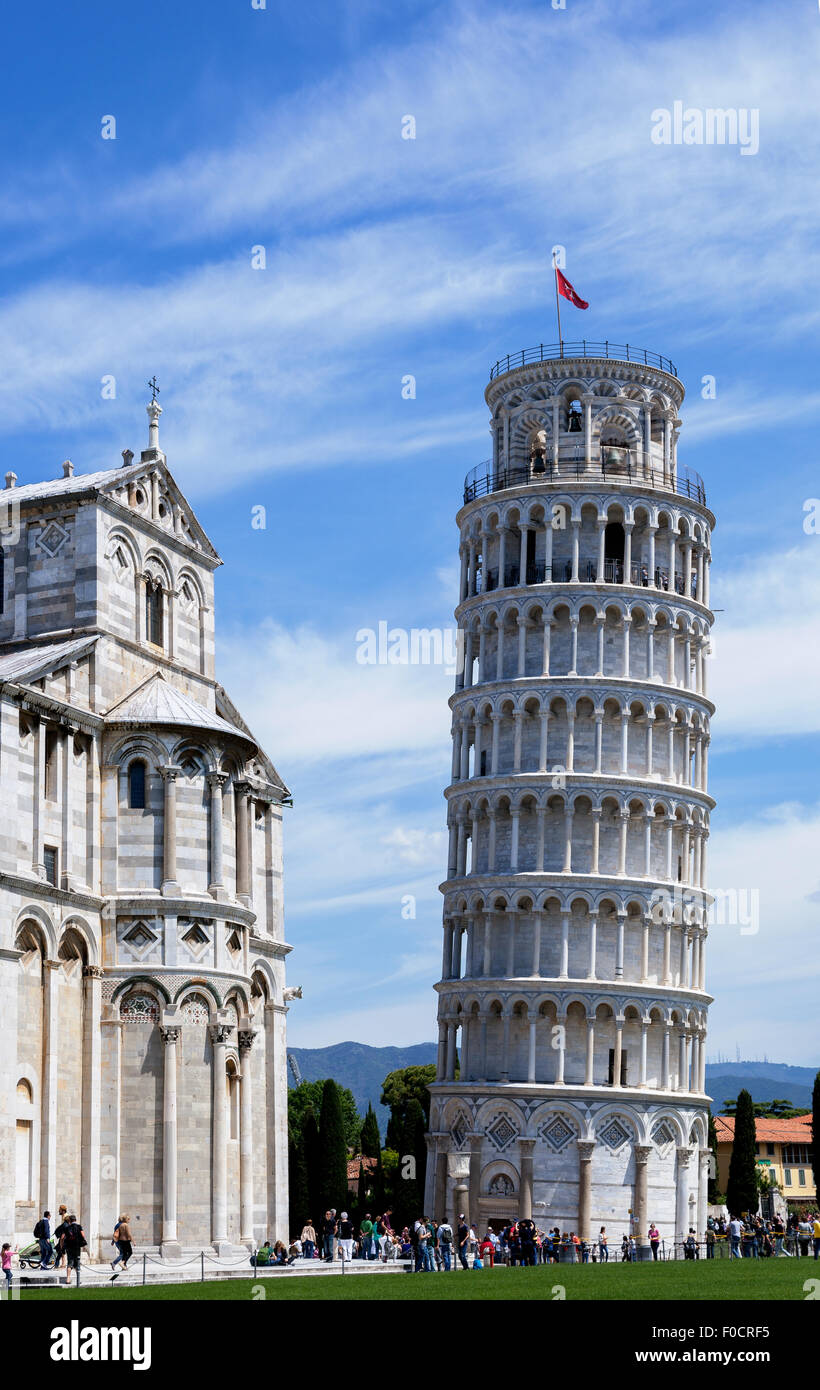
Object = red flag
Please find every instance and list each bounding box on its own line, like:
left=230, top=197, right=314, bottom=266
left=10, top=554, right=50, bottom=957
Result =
left=555, top=267, right=588, bottom=310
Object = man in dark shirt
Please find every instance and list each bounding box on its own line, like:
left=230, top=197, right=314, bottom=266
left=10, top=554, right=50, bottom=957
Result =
left=320, top=1210, right=336, bottom=1263
left=519, top=1217, right=536, bottom=1266
left=36, top=1211, right=52, bottom=1269
left=457, top=1215, right=469, bottom=1269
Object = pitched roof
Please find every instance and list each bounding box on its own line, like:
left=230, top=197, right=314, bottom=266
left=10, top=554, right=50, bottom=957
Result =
left=5, top=458, right=220, bottom=563
left=105, top=670, right=255, bottom=746
left=714, top=1112, right=812, bottom=1144
left=0, top=635, right=99, bottom=685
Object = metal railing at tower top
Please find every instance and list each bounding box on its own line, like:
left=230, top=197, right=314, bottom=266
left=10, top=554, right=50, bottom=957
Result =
left=463, top=453, right=707, bottom=507
left=488, top=341, right=678, bottom=380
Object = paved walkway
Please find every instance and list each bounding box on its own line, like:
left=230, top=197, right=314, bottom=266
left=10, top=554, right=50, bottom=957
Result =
left=17, top=1255, right=414, bottom=1289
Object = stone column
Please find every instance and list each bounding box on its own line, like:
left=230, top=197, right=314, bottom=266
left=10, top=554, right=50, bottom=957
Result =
left=518, top=1138, right=535, bottom=1219
left=40, top=960, right=60, bottom=1214
left=587, top=912, right=597, bottom=979
left=661, top=1023, right=671, bottom=1089
left=431, top=1134, right=449, bottom=1217
left=207, top=772, right=229, bottom=900
left=234, top=780, right=252, bottom=904
left=577, top=1141, right=596, bottom=1241
left=467, top=1133, right=483, bottom=1228
left=584, top=1017, right=595, bottom=1084
left=612, top=1017, right=624, bottom=1088
left=531, top=911, right=542, bottom=976
left=591, top=808, right=601, bottom=873
left=32, top=718, right=46, bottom=877
left=559, top=911, right=570, bottom=978
left=697, top=1146, right=711, bottom=1243
left=527, top=1017, right=537, bottom=1082
left=639, top=1018, right=649, bottom=1087
left=210, top=1021, right=231, bottom=1253
left=633, top=1145, right=653, bottom=1258
left=675, top=1147, right=693, bottom=1254
left=80, top=965, right=103, bottom=1253
left=160, top=765, right=182, bottom=895
left=160, top=1018, right=182, bottom=1257
left=239, top=1025, right=257, bottom=1246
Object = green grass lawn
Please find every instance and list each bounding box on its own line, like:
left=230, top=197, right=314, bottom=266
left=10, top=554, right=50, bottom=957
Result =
left=19, top=1258, right=817, bottom=1301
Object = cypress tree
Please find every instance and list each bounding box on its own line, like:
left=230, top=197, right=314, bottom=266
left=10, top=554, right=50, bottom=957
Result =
left=288, top=1136, right=309, bottom=1236
left=707, top=1109, right=719, bottom=1203
left=372, top=1148, right=386, bottom=1211
left=394, top=1098, right=426, bottom=1226
left=726, top=1088, right=758, bottom=1217
left=302, top=1107, right=322, bottom=1222
left=361, top=1103, right=381, bottom=1158
left=812, top=1071, right=820, bottom=1205
left=318, top=1078, right=349, bottom=1212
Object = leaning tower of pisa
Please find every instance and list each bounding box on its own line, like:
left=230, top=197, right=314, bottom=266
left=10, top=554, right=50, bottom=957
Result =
left=425, top=340, right=715, bottom=1256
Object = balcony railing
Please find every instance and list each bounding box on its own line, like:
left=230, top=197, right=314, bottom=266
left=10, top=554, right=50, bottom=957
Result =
left=463, top=452, right=706, bottom=507
left=488, top=340, right=678, bottom=380
left=473, top=560, right=699, bottom=597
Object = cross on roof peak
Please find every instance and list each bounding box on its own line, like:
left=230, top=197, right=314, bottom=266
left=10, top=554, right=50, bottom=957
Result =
left=148, top=375, right=161, bottom=402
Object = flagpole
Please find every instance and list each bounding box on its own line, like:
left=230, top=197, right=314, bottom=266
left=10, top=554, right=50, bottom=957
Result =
left=553, top=253, right=563, bottom=352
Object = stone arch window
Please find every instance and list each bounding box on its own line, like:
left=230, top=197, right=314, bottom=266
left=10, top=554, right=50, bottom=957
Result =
left=181, top=992, right=211, bottom=1025
left=120, top=992, right=160, bottom=1024
left=128, top=759, right=146, bottom=809
left=488, top=1172, right=515, bottom=1197
left=16, top=1076, right=35, bottom=1202
left=145, top=577, right=164, bottom=648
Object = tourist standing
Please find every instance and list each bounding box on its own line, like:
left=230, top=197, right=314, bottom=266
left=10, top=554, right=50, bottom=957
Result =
left=63, top=1215, right=87, bottom=1287
left=300, top=1219, right=316, bottom=1260
left=598, top=1226, right=608, bottom=1262
left=728, top=1215, right=743, bottom=1259
left=359, top=1213, right=374, bottom=1260
left=320, top=1210, right=336, bottom=1263
left=1, top=1244, right=13, bottom=1291
left=648, top=1222, right=660, bottom=1260
left=52, top=1206, right=69, bottom=1271
left=34, top=1211, right=51, bottom=1270
left=338, top=1212, right=354, bottom=1263
left=437, top=1218, right=453, bottom=1270
left=457, top=1214, right=470, bottom=1269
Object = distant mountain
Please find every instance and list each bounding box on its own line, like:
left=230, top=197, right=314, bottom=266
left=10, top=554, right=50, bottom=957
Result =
left=703, top=1063, right=816, bottom=1115
left=287, top=1041, right=437, bottom=1135
left=285, top=1044, right=817, bottom=1132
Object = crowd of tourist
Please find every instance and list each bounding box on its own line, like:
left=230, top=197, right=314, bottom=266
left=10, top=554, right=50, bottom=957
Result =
left=280, top=1207, right=820, bottom=1267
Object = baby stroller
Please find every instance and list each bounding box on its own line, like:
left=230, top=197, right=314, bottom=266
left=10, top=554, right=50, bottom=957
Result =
left=18, top=1239, right=55, bottom=1269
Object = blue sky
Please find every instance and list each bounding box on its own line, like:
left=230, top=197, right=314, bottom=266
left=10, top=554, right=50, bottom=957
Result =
left=3, top=0, right=820, bottom=1061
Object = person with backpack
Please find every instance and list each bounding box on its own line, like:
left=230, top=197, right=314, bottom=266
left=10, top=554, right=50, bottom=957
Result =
left=63, top=1214, right=87, bottom=1286
left=33, top=1211, right=52, bottom=1270
left=437, top=1218, right=454, bottom=1271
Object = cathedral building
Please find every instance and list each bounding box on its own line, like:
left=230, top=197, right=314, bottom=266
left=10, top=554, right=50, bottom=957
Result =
left=426, top=342, right=715, bottom=1254
left=0, top=396, right=291, bottom=1259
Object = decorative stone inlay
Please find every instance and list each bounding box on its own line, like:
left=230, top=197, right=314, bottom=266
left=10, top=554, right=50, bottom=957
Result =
left=181, top=993, right=211, bottom=1025
left=599, top=1118, right=631, bottom=1151
left=651, top=1121, right=676, bottom=1152
left=539, top=1115, right=575, bottom=1151
left=451, top=1115, right=469, bottom=1149
left=36, top=519, right=70, bottom=557
left=120, top=993, right=160, bottom=1024
left=487, top=1114, right=518, bottom=1151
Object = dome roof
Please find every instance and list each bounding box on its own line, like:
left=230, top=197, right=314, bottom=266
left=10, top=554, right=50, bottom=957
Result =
left=105, top=671, right=255, bottom=747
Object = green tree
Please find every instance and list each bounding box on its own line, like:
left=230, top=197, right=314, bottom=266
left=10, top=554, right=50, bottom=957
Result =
left=302, top=1107, right=322, bottom=1222
left=726, top=1088, right=758, bottom=1217
left=288, top=1136, right=309, bottom=1235
left=288, top=1079, right=362, bottom=1150
left=317, top=1078, right=349, bottom=1213
left=360, top=1103, right=381, bottom=1159
left=381, top=1065, right=437, bottom=1126
left=812, top=1071, right=820, bottom=1204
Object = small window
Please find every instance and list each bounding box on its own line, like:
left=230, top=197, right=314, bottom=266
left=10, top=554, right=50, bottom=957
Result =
left=128, top=760, right=146, bottom=809
left=145, top=580, right=164, bottom=647
left=784, top=1169, right=792, bottom=1186
left=43, top=846, right=58, bottom=886
left=44, top=729, right=59, bottom=800
left=766, top=1143, right=775, bottom=1156
left=16, top=1078, right=32, bottom=1102
left=799, top=1170, right=806, bottom=1186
